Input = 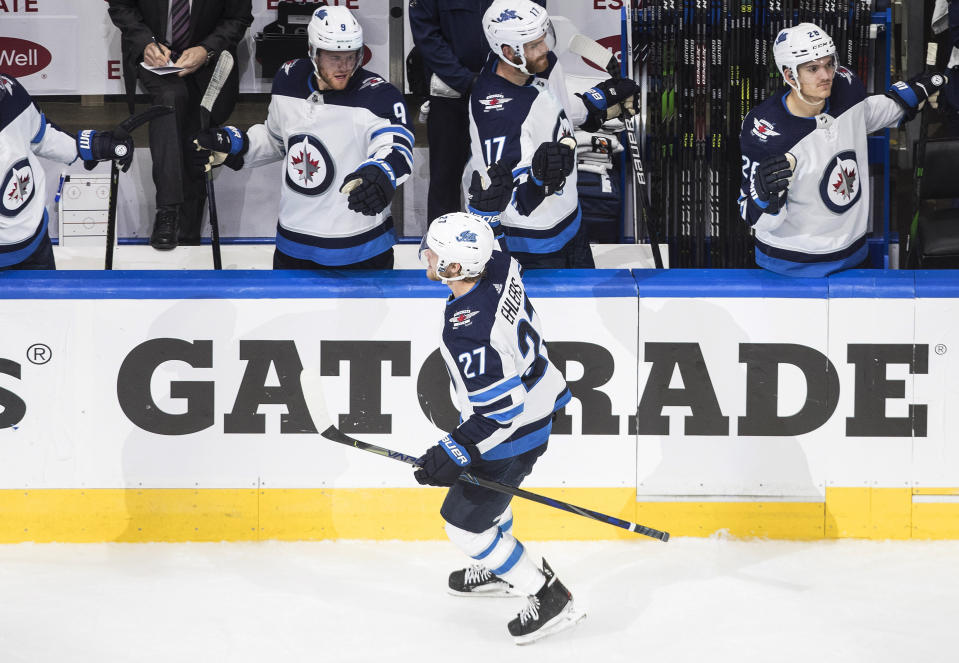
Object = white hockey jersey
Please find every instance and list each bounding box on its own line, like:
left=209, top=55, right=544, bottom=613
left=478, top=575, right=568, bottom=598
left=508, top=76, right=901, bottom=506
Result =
left=468, top=53, right=580, bottom=255
left=243, top=59, right=413, bottom=266
left=739, top=67, right=903, bottom=276
left=439, top=249, right=571, bottom=460
left=0, top=74, right=78, bottom=267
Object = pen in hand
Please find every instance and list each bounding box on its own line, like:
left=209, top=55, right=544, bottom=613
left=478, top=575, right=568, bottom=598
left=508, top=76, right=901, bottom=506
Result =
left=145, top=36, right=172, bottom=67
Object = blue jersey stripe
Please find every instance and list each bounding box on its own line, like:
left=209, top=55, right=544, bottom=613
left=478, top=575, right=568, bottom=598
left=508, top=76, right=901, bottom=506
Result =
left=468, top=375, right=522, bottom=403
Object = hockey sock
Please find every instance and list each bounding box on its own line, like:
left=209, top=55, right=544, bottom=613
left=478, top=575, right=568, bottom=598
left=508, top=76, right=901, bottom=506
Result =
left=445, top=520, right=545, bottom=596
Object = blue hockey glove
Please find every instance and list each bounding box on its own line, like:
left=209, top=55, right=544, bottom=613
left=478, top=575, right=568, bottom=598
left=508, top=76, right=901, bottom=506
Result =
left=886, top=72, right=950, bottom=122
left=341, top=162, right=396, bottom=216
left=467, top=162, right=514, bottom=217
left=577, top=78, right=640, bottom=132
left=76, top=129, right=134, bottom=172
left=192, top=126, right=248, bottom=174
left=749, top=153, right=795, bottom=215
left=413, top=434, right=479, bottom=487
left=531, top=139, right=575, bottom=196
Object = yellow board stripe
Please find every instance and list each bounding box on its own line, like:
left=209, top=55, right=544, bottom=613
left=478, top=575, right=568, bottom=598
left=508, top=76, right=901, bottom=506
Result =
left=0, top=487, right=956, bottom=543
left=912, top=487, right=959, bottom=495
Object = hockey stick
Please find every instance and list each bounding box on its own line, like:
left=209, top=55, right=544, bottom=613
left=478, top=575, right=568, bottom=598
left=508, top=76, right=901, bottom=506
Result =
left=103, top=105, right=173, bottom=269
left=568, top=32, right=665, bottom=268
left=200, top=51, right=234, bottom=270
left=906, top=43, right=939, bottom=268
left=300, top=369, right=670, bottom=542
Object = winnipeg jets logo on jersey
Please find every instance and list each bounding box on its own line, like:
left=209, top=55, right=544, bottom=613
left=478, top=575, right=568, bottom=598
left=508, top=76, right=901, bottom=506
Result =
left=0, top=75, right=14, bottom=98
left=281, top=60, right=296, bottom=76
left=285, top=134, right=335, bottom=196
left=479, top=93, right=513, bottom=112
left=819, top=150, right=861, bottom=213
left=449, top=309, right=480, bottom=329
left=836, top=66, right=853, bottom=84
left=359, top=76, right=386, bottom=91
left=1, top=159, right=35, bottom=217
left=751, top=118, right=780, bottom=142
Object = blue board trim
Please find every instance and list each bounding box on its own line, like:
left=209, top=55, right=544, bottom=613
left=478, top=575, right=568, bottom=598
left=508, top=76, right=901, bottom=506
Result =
left=915, top=271, right=959, bottom=298
left=0, top=269, right=956, bottom=300
left=828, top=270, right=916, bottom=299
left=633, top=269, right=829, bottom=298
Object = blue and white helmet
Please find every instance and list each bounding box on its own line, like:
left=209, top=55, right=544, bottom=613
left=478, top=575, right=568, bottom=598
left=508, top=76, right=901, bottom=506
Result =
left=773, top=22, right=838, bottom=87
left=307, top=6, right=363, bottom=76
left=483, top=0, right=555, bottom=76
left=420, top=212, right=495, bottom=282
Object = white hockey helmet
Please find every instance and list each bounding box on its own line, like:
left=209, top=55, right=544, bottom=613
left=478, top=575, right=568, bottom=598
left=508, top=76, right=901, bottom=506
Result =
left=307, top=6, right=363, bottom=76
left=773, top=22, right=838, bottom=88
left=419, top=213, right=495, bottom=283
left=483, top=0, right=556, bottom=76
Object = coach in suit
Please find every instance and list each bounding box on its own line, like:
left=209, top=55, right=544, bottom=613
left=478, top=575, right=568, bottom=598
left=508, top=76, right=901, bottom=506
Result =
left=108, top=0, right=253, bottom=249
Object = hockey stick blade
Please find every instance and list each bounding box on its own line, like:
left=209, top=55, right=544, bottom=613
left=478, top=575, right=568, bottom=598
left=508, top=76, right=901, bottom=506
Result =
left=115, top=104, right=174, bottom=140
left=568, top=34, right=619, bottom=79
left=300, top=369, right=670, bottom=541
left=201, top=51, right=235, bottom=114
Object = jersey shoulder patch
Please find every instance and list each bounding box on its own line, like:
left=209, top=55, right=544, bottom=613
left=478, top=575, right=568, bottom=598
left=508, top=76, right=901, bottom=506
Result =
left=333, top=68, right=408, bottom=125
left=470, top=70, right=537, bottom=125
left=271, top=59, right=313, bottom=98
left=741, top=93, right=814, bottom=156
left=0, top=73, right=33, bottom=133
left=825, top=67, right=866, bottom=116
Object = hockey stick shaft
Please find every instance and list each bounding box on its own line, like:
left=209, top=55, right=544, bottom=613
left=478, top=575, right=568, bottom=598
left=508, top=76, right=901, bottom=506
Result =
left=103, top=104, right=174, bottom=270
left=907, top=42, right=938, bottom=267
left=201, top=51, right=234, bottom=271
left=301, top=371, right=669, bottom=542
left=320, top=422, right=669, bottom=541
left=568, top=29, right=665, bottom=268
left=105, top=160, right=120, bottom=270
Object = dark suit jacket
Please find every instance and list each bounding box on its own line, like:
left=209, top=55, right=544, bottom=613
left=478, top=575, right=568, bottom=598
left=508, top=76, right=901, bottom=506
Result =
left=108, top=0, right=253, bottom=112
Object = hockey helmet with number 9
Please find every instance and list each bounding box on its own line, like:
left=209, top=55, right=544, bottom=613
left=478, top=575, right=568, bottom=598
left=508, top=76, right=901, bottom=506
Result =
left=308, top=6, right=363, bottom=77
left=419, top=212, right=495, bottom=282
left=483, top=0, right=556, bottom=76
left=773, top=22, right=838, bottom=89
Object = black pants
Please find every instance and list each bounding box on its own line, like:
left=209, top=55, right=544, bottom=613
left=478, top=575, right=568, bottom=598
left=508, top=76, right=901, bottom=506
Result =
left=272, top=247, right=395, bottom=270
left=0, top=233, right=55, bottom=271
left=426, top=95, right=471, bottom=225
left=440, top=442, right=548, bottom=533
left=138, top=65, right=234, bottom=242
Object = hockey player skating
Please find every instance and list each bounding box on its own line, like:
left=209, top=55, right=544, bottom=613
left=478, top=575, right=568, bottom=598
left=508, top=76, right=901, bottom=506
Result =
left=468, top=0, right=642, bottom=268
left=413, top=212, right=584, bottom=644
left=191, top=6, right=412, bottom=269
left=0, top=74, right=134, bottom=270
left=739, top=23, right=949, bottom=277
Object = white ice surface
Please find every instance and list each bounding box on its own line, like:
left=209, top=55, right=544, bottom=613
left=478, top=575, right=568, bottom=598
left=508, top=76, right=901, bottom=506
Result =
left=0, top=538, right=955, bottom=663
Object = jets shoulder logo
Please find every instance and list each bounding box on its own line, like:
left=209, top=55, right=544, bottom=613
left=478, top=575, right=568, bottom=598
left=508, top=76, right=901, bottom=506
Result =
left=751, top=118, right=780, bottom=142
left=285, top=134, right=335, bottom=196
left=449, top=309, right=479, bottom=329
left=836, top=66, right=853, bottom=84
left=479, top=94, right=512, bottom=112
left=360, top=76, right=386, bottom=91
left=819, top=150, right=862, bottom=213
left=0, top=75, right=15, bottom=98
left=281, top=60, right=296, bottom=76
left=1, top=158, right=35, bottom=217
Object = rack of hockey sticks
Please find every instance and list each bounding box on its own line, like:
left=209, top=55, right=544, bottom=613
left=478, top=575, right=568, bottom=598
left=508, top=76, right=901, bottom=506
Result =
left=623, top=0, right=876, bottom=268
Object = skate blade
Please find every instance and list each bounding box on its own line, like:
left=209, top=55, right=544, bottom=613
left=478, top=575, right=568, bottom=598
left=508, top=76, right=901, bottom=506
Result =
left=448, top=583, right=519, bottom=598
left=512, top=607, right=587, bottom=645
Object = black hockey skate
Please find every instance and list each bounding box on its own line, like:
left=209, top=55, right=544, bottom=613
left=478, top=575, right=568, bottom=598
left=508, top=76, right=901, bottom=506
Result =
left=448, top=564, right=514, bottom=597
left=507, top=559, right=585, bottom=645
